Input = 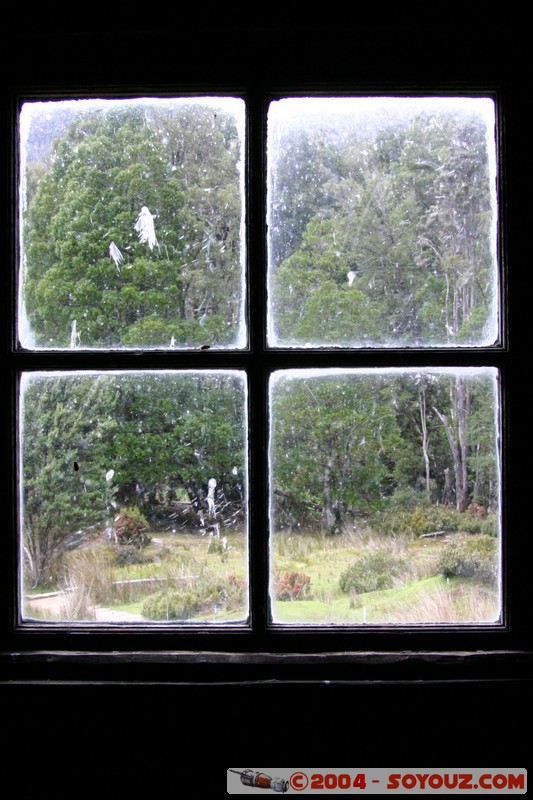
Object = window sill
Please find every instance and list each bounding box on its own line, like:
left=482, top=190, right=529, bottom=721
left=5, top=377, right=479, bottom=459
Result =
left=2, top=648, right=531, bottom=685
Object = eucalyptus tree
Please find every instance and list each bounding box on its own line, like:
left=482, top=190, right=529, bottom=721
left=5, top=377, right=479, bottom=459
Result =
left=415, top=114, right=496, bottom=344
left=432, top=371, right=499, bottom=513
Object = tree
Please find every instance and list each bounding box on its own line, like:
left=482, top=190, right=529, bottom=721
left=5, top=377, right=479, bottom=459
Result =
left=270, top=217, right=382, bottom=345
left=415, top=114, right=496, bottom=344
left=271, top=373, right=403, bottom=532
left=269, top=106, right=496, bottom=347
left=21, top=371, right=248, bottom=585
left=21, top=375, right=119, bottom=587
left=146, top=103, right=245, bottom=341
left=466, top=377, right=501, bottom=510
left=271, top=369, right=500, bottom=533
left=432, top=375, right=472, bottom=513
left=109, top=372, right=246, bottom=514
left=268, top=124, right=342, bottom=268
left=433, top=371, right=499, bottom=513
left=22, top=101, right=244, bottom=348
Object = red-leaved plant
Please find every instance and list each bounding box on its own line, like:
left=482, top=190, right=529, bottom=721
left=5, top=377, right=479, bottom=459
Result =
left=275, top=571, right=311, bottom=601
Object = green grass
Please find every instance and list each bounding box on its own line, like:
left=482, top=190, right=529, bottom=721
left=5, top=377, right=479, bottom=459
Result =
left=36, top=528, right=249, bottom=622
left=272, top=575, right=499, bottom=625
left=271, top=575, right=445, bottom=624
left=270, top=528, right=500, bottom=625
left=32, top=523, right=499, bottom=625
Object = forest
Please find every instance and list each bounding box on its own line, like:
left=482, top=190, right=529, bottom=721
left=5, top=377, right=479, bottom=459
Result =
left=19, top=97, right=501, bottom=625
left=20, top=98, right=246, bottom=349
left=267, top=97, right=498, bottom=348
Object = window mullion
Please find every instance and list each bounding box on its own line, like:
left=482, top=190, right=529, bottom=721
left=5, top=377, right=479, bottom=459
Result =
left=246, top=88, right=270, bottom=636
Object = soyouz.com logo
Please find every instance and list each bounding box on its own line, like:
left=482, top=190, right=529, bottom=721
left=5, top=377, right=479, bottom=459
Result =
left=227, top=769, right=527, bottom=794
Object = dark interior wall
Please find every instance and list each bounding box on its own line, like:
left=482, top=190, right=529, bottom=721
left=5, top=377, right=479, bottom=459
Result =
left=3, top=681, right=531, bottom=782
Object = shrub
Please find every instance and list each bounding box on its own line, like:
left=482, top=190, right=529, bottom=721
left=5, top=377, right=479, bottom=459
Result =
left=141, top=588, right=199, bottom=620
left=275, top=571, right=312, bottom=601
left=114, top=507, right=151, bottom=548
left=373, top=504, right=499, bottom=538
left=387, top=487, right=426, bottom=511
left=339, top=550, right=408, bottom=594
left=114, top=545, right=151, bottom=566
left=370, top=507, right=416, bottom=537
left=437, top=535, right=499, bottom=586
left=370, top=504, right=454, bottom=537
left=407, top=505, right=463, bottom=536
left=141, top=572, right=247, bottom=619
left=461, top=514, right=498, bottom=537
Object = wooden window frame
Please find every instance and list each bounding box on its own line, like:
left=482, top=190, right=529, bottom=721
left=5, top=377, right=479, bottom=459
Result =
left=1, top=25, right=531, bottom=687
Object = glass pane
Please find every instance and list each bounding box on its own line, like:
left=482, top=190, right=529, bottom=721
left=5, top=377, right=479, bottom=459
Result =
left=19, top=97, right=246, bottom=349
left=269, top=367, right=501, bottom=625
left=20, top=371, right=248, bottom=624
left=267, top=97, right=499, bottom=348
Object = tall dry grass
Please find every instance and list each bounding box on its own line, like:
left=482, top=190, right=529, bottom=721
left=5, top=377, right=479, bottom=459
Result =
left=58, top=546, right=116, bottom=619
left=393, top=582, right=500, bottom=624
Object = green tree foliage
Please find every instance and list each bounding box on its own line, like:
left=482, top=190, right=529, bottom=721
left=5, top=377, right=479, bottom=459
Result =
left=268, top=126, right=342, bottom=266
left=21, top=372, right=247, bottom=586
left=269, top=106, right=496, bottom=347
left=271, top=373, right=404, bottom=532
left=22, top=102, right=244, bottom=348
left=110, top=372, right=246, bottom=508
left=271, top=218, right=382, bottom=345
left=270, top=370, right=500, bottom=533
left=21, top=375, right=119, bottom=587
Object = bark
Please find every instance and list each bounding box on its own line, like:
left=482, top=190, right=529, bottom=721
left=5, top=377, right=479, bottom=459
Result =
left=418, top=386, right=431, bottom=503
left=322, top=454, right=336, bottom=533
left=433, top=376, right=470, bottom=512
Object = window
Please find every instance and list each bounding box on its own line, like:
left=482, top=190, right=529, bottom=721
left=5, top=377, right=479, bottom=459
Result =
left=19, top=369, right=249, bottom=624
left=2, top=62, right=529, bottom=684
left=267, top=96, right=499, bottom=349
left=269, top=367, right=502, bottom=626
left=17, top=97, right=251, bottom=627
left=16, top=92, right=503, bottom=629
left=265, top=97, right=503, bottom=628
left=18, top=97, right=247, bottom=351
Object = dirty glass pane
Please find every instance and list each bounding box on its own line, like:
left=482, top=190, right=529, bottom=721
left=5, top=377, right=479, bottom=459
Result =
left=269, top=367, right=501, bottom=625
left=20, top=370, right=248, bottom=624
left=19, top=97, right=246, bottom=349
left=267, top=97, right=499, bottom=348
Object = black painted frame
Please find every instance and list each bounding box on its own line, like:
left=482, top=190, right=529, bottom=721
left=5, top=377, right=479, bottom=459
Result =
left=1, top=21, right=531, bottom=686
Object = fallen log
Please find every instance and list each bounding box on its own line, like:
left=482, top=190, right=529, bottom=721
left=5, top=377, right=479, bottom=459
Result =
left=112, top=576, right=198, bottom=586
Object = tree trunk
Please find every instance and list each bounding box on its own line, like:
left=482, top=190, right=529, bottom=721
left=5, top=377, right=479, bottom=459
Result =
left=322, top=453, right=337, bottom=533
left=418, top=385, right=431, bottom=503
left=453, top=376, right=470, bottom=512
left=433, top=376, right=470, bottom=512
